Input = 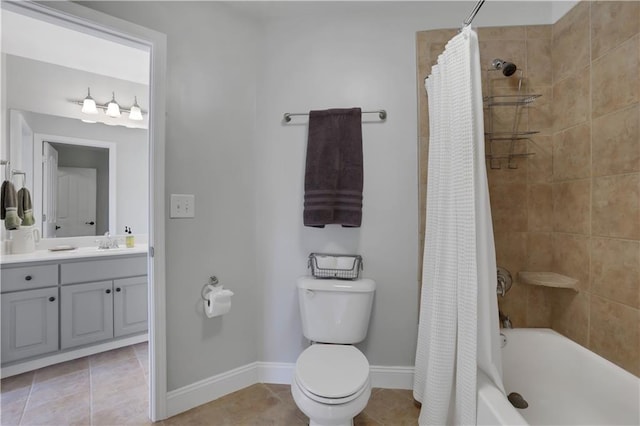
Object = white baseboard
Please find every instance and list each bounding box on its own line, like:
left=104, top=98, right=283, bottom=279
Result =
left=1, top=334, right=148, bottom=379
left=369, top=365, right=415, bottom=389
left=255, top=362, right=414, bottom=389
left=166, top=362, right=259, bottom=417
left=166, top=362, right=414, bottom=418
left=257, top=362, right=294, bottom=384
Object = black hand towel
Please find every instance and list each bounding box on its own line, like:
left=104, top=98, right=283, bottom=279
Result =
left=1, top=180, right=21, bottom=230
left=17, top=187, right=35, bottom=226
left=304, top=108, right=363, bottom=228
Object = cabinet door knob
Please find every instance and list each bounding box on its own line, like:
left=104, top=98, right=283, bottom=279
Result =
left=105, top=289, right=112, bottom=294
left=115, top=287, right=121, bottom=292
left=49, top=296, right=56, bottom=302
left=25, top=275, right=32, bottom=281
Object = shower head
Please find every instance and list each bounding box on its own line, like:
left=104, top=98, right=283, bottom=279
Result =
left=491, top=58, right=517, bottom=77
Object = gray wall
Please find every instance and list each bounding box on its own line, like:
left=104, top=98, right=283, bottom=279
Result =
left=3, top=51, right=148, bottom=129
left=252, top=2, right=554, bottom=367
left=80, top=0, right=557, bottom=392
left=78, top=1, right=261, bottom=391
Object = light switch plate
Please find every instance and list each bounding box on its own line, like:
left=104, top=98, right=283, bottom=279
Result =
left=170, top=194, right=195, bottom=218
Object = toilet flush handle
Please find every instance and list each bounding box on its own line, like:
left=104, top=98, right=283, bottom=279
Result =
left=305, top=289, right=315, bottom=298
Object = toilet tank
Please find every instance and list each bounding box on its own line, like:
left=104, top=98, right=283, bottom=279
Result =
left=297, top=277, right=375, bottom=344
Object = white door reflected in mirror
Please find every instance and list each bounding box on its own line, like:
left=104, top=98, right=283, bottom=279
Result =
left=57, top=167, right=97, bottom=238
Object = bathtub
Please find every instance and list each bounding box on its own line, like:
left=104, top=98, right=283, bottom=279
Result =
left=477, top=328, right=640, bottom=425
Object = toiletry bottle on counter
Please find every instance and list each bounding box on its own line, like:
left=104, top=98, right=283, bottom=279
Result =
left=125, top=226, right=135, bottom=248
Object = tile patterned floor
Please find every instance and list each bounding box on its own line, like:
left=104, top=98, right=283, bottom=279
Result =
left=164, top=384, right=420, bottom=426
left=1, top=343, right=420, bottom=425
left=1, top=342, right=149, bottom=426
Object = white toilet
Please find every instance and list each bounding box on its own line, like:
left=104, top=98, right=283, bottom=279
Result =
left=291, top=277, right=376, bottom=426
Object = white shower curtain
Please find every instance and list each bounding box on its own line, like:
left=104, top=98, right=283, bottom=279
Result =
left=413, top=26, right=505, bottom=425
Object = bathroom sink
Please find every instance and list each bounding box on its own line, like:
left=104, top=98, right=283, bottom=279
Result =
left=78, top=246, right=133, bottom=253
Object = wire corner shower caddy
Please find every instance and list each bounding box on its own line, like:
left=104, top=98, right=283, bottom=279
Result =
left=456, top=0, right=543, bottom=170
left=483, top=72, right=542, bottom=170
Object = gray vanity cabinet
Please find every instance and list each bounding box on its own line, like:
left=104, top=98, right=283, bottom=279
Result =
left=59, top=255, right=147, bottom=349
left=114, top=276, right=148, bottom=337
left=1, top=253, right=148, bottom=365
left=1, top=287, right=59, bottom=363
left=60, top=281, right=114, bottom=349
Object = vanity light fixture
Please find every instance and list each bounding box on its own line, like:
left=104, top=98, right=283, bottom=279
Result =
left=128, top=96, right=143, bottom=121
left=105, top=92, right=121, bottom=117
left=81, top=88, right=98, bottom=115
left=73, top=89, right=146, bottom=124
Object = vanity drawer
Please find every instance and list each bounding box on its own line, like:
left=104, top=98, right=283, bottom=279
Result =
left=60, top=256, right=147, bottom=284
left=1, top=264, right=59, bottom=292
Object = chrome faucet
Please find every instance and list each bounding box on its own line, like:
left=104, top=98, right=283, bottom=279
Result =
left=97, top=232, right=119, bottom=249
left=499, top=310, right=513, bottom=329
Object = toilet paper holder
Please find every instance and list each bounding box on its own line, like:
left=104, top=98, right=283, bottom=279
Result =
left=202, top=276, right=234, bottom=318
left=201, top=276, right=221, bottom=299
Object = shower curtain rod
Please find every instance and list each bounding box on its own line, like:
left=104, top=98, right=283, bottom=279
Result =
left=461, top=0, right=485, bottom=29
left=283, top=110, right=387, bottom=123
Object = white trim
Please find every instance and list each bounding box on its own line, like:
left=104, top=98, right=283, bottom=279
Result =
left=1, top=334, right=147, bottom=379
left=258, top=362, right=295, bottom=384
left=369, top=365, right=415, bottom=389
left=165, top=362, right=414, bottom=418
left=32, top=133, right=117, bottom=237
left=256, top=362, right=414, bottom=390
left=166, top=362, right=260, bottom=418
left=3, top=1, right=169, bottom=422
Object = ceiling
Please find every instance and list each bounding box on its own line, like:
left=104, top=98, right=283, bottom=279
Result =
left=224, top=1, right=465, bottom=21
left=1, top=9, right=149, bottom=85
left=223, top=1, right=574, bottom=27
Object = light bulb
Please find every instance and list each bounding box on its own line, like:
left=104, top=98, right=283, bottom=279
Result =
left=81, top=88, right=98, bottom=115
left=129, top=96, right=143, bottom=121
left=106, top=92, right=121, bottom=117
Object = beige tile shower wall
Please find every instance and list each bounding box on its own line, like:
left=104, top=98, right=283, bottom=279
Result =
left=416, top=24, right=555, bottom=328
left=550, top=0, right=640, bottom=376
left=416, top=0, right=639, bottom=377
left=484, top=24, right=556, bottom=331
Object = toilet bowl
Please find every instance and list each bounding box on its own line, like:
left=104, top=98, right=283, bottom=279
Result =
left=291, top=344, right=371, bottom=426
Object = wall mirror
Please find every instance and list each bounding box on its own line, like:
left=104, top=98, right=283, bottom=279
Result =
left=41, top=138, right=111, bottom=238
left=2, top=9, right=150, bottom=240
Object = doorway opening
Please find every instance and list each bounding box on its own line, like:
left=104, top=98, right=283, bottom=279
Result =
left=1, top=0, right=166, bottom=422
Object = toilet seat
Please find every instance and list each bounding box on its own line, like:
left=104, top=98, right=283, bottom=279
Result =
left=295, top=374, right=370, bottom=405
left=295, top=344, right=370, bottom=405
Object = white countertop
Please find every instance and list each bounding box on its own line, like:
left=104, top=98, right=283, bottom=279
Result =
left=0, top=244, right=148, bottom=266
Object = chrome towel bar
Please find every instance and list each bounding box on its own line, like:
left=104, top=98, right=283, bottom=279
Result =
left=283, top=109, right=387, bottom=123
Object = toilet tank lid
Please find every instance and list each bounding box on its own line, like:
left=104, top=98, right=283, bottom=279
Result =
left=297, top=277, right=375, bottom=292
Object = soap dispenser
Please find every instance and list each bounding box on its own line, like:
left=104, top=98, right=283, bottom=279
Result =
left=125, top=226, right=135, bottom=248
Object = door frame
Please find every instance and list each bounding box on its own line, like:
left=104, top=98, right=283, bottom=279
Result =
left=34, top=134, right=117, bottom=238
left=2, top=1, right=169, bottom=420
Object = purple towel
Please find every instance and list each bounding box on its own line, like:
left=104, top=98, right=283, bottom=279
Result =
left=304, top=108, right=363, bottom=228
